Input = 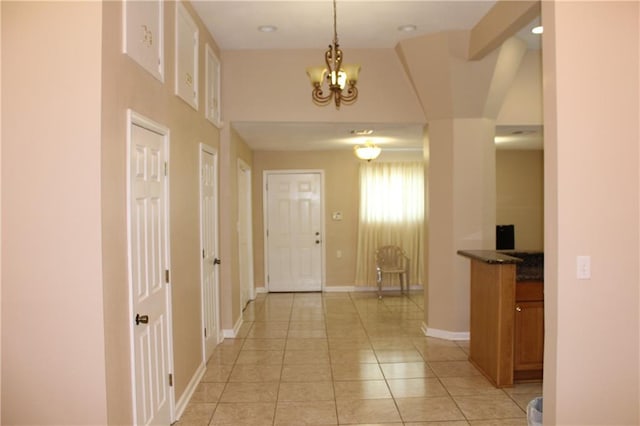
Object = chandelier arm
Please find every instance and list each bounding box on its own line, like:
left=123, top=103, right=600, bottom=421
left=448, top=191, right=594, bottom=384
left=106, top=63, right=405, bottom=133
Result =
left=311, top=84, right=332, bottom=105
left=340, top=86, right=358, bottom=105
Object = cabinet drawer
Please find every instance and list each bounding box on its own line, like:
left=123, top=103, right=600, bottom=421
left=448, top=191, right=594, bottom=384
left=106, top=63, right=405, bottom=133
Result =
left=516, top=281, right=543, bottom=302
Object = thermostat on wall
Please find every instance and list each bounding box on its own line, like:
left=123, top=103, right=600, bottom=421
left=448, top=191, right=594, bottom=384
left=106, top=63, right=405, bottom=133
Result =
left=332, top=211, right=343, bottom=221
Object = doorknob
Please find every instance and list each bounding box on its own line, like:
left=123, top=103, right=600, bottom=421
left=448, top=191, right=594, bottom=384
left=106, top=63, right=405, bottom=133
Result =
left=135, top=313, right=149, bottom=325
left=214, top=258, right=221, bottom=265
left=315, top=240, right=321, bottom=244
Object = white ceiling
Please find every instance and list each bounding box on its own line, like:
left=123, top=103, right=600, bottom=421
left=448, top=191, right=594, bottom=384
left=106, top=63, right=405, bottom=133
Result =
left=191, top=1, right=543, bottom=151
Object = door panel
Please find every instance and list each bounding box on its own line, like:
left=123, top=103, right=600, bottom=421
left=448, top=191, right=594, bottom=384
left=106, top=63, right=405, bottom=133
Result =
left=266, top=173, right=322, bottom=292
left=130, top=121, right=171, bottom=425
left=201, top=146, right=220, bottom=360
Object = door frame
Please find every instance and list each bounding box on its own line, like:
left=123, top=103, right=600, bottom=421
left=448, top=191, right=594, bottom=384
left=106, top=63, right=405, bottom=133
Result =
left=199, top=143, right=221, bottom=363
left=126, top=109, right=175, bottom=424
left=237, top=159, right=255, bottom=309
left=262, top=170, right=325, bottom=292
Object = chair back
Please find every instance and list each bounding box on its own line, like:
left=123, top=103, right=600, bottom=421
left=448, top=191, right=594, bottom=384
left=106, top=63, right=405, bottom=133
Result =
left=375, top=245, right=406, bottom=269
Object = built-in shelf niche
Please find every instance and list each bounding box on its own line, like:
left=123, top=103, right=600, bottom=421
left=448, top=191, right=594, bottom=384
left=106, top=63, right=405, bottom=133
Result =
left=175, top=2, right=199, bottom=110
left=123, top=0, right=164, bottom=82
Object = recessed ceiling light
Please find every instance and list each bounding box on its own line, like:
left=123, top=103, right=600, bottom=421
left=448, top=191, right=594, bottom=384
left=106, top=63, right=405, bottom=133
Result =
left=350, top=129, right=374, bottom=136
left=258, top=25, right=278, bottom=33
left=398, top=24, right=417, bottom=32
left=531, top=26, right=544, bottom=35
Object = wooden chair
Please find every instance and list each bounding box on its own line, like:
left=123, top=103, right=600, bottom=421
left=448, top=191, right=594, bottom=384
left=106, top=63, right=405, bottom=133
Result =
left=375, top=245, right=410, bottom=299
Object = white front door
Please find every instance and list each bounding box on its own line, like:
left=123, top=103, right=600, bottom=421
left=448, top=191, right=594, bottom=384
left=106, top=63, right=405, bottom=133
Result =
left=265, top=172, right=323, bottom=292
left=200, top=145, right=220, bottom=360
left=128, top=113, right=173, bottom=425
left=238, top=161, right=254, bottom=309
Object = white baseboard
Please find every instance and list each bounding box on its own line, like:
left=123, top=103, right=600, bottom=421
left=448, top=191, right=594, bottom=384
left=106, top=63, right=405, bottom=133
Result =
left=222, top=315, right=243, bottom=339
left=174, top=361, right=206, bottom=421
left=421, top=322, right=470, bottom=341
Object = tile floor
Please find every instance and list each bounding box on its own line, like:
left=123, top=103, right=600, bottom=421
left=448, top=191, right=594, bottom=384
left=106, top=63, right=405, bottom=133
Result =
left=176, top=291, right=541, bottom=425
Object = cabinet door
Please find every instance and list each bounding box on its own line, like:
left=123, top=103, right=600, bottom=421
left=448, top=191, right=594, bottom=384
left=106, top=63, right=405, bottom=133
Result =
left=514, top=301, right=544, bottom=371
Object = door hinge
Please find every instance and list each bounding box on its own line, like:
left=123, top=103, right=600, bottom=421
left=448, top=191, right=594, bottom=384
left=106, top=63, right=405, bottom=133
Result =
left=267, top=275, right=270, bottom=283
left=202, top=249, right=205, bottom=259
left=204, top=328, right=207, bottom=338
left=169, top=373, right=173, bottom=387
left=165, top=269, right=170, bottom=283
left=164, top=162, right=168, bottom=176
left=266, top=229, right=269, bottom=237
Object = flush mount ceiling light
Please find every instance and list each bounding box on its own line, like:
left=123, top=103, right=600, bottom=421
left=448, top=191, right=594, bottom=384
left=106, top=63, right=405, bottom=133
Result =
left=306, top=0, right=360, bottom=108
left=258, top=25, right=278, bottom=33
left=350, top=129, right=374, bottom=136
left=354, top=141, right=381, bottom=161
left=531, top=25, right=543, bottom=34
left=397, top=24, right=417, bottom=32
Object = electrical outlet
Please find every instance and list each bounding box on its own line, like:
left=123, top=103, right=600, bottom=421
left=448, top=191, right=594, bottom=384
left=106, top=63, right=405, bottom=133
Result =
left=577, top=255, right=591, bottom=280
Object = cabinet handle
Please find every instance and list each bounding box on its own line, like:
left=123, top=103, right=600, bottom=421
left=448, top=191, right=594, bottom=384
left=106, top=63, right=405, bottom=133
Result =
left=515, top=305, right=522, bottom=312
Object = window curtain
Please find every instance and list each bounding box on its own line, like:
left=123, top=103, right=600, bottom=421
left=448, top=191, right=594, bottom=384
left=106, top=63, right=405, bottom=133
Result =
left=355, top=161, right=424, bottom=287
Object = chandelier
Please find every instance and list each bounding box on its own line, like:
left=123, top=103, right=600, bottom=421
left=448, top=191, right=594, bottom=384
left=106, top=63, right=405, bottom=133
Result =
left=306, top=0, right=360, bottom=108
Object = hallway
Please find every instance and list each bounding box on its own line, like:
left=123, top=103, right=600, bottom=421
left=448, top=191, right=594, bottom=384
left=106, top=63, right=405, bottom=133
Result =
left=177, top=291, right=540, bottom=425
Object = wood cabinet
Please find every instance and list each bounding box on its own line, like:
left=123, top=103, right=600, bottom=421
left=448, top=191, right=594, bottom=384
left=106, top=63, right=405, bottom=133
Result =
left=514, top=281, right=544, bottom=381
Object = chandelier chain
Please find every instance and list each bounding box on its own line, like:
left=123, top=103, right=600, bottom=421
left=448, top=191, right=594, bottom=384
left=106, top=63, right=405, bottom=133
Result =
left=332, top=0, right=338, bottom=46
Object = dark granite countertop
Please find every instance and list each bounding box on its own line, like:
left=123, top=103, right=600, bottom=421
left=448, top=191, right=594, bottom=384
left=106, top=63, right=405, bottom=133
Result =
left=458, top=250, right=544, bottom=282
left=457, top=250, right=523, bottom=264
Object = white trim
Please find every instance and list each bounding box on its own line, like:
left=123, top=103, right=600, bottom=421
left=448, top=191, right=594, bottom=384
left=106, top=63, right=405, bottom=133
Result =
left=422, top=322, right=470, bottom=341
left=263, top=170, right=325, bottom=292
left=174, top=362, right=206, bottom=421
left=237, top=159, right=255, bottom=311
left=222, top=315, right=244, bottom=339
left=255, top=286, right=267, bottom=294
left=126, top=110, right=175, bottom=424
left=204, top=43, right=222, bottom=128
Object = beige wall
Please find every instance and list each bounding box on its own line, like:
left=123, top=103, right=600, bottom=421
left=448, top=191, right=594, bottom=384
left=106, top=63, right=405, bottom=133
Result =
left=496, top=150, right=543, bottom=250
left=497, top=50, right=542, bottom=125
left=218, top=127, right=252, bottom=330
left=100, top=0, right=221, bottom=421
left=543, top=1, right=639, bottom=423
left=2, top=2, right=108, bottom=423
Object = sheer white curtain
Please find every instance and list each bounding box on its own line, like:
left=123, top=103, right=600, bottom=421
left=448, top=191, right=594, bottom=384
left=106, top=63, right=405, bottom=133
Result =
left=355, top=161, right=425, bottom=287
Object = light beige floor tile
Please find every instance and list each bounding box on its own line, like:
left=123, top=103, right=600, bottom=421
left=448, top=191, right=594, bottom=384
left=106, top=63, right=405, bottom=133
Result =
left=277, top=381, right=335, bottom=401
left=286, top=338, right=329, bottom=351
left=370, top=337, right=417, bottom=350
left=469, top=419, right=527, bottom=425
left=235, top=350, right=284, bottom=365
left=330, top=349, right=378, bottom=364
left=440, top=376, right=506, bottom=396
left=207, top=348, right=241, bottom=366
left=333, top=379, right=391, bottom=400
left=281, top=364, right=333, bottom=382
left=241, top=338, right=286, bottom=351
left=429, top=361, right=484, bottom=378
left=210, top=401, right=275, bottom=425
left=387, top=378, right=448, bottom=398
left=325, top=327, right=367, bottom=339
left=453, top=394, right=526, bottom=420
left=283, top=349, right=330, bottom=365
left=219, top=382, right=279, bottom=402
left=288, top=320, right=326, bottom=330
left=332, top=362, right=384, bottom=380
left=175, top=402, right=215, bottom=425
left=336, top=398, right=402, bottom=424
left=327, top=336, right=372, bottom=350
left=508, top=393, right=542, bottom=412
left=246, top=328, right=289, bottom=339
left=502, top=382, right=543, bottom=396
left=274, top=401, right=338, bottom=425
left=404, top=422, right=469, bottom=426
left=380, top=362, right=436, bottom=379
left=418, top=345, right=470, bottom=361
left=201, top=365, right=233, bottom=383
left=395, top=396, right=466, bottom=422
left=286, top=329, right=327, bottom=339
left=228, top=364, right=282, bottom=382
left=190, top=382, right=225, bottom=403
left=375, top=349, right=424, bottom=363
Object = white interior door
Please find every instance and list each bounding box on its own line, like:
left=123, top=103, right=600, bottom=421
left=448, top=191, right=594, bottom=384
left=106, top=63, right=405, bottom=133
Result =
left=200, top=145, right=220, bottom=360
left=238, top=161, right=254, bottom=309
left=265, top=172, right=323, bottom=292
left=128, top=114, right=173, bottom=425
